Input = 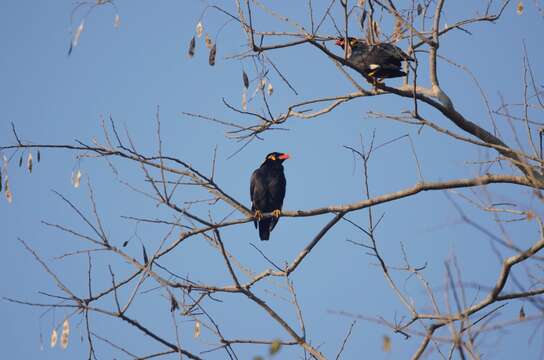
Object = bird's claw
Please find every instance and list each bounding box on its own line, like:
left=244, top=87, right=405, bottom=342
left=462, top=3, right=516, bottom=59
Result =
left=254, top=210, right=263, bottom=221
left=272, top=209, right=281, bottom=218
left=370, top=77, right=383, bottom=90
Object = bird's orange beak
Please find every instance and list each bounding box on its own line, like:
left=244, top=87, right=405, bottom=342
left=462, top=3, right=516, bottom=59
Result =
left=279, top=153, right=290, bottom=160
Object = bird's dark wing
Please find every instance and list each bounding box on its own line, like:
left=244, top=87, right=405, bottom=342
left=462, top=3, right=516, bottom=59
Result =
left=250, top=169, right=262, bottom=229
left=364, top=45, right=401, bottom=68
left=348, top=42, right=370, bottom=70
left=377, top=43, right=412, bottom=62
left=250, top=169, right=257, bottom=203
left=267, top=170, right=286, bottom=232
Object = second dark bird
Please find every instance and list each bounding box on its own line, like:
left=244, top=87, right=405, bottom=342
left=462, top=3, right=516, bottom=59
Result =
left=335, top=37, right=413, bottom=79
left=250, top=152, right=289, bottom=241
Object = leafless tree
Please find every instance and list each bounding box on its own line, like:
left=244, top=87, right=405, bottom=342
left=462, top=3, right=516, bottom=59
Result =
left=2, top=0, right=544, bottom=359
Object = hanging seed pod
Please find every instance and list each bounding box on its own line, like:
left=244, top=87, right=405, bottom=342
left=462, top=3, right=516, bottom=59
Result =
left=62, top=319, right=70, bottom=336
left=50, top=329, right=58, bottom=348
left=242, top=70, right=249, bottom=88
left=417, top=3, right=423, bottom=15
left=72, top=169, right=82, bottom=188
left=19, top=154, right=23, bottom=167
left=114, top=14, right=121, bottom=28
left=60, top=332, right=68, bottom=349
left=193, top=320, right=201, bottom=338
left=4, top=176, right=12, bottom=204
left=204, top=34, right=213, bottom=49
left=208, top=43, right=216, bottom=66
left=519, top=305, right=526, bottom=320
left=516, top=1, right=524, bottom=15
left=142, top=244, right=149, bottom=265
left=269, top=339, right=281, bottom=355
left=195, top=21, right=203, bottom=38
left=73, top=21, right=85, bottom=48
left=60, top=319, right=70, bottom=349
left=0, top=172, right=2, bottom=192
left=187, top=36, right=196, bottom=58
left=37, top=150, right=41, bottom=162
left=267, top=82, right=274, bottom=96
left=27, top=153, right=33, bottom=174
left=382, top=335, right=391, bottom=352
left=5, top=189, right=12, bottom=204
left=68, top=20, right=85, bottom=55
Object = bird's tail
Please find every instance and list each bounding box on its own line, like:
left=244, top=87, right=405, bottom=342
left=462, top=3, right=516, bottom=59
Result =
left=258, top=219, right=271, bottom=241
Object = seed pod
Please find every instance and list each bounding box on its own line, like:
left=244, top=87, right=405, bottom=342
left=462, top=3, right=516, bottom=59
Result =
left=60, top=319, right=70, bottom=349
left=60, top=332, right=68, bottom=349
left=516, top=1, right=524, bottom=15
left=208, top=43, right=216, bottom=66
left=73, top=20, right=85, bottom=48
left=142, top=244, right=149, bottom=265
left=269, top=339, right=281, bottom=355
left=382, top=335, right=391, bottom=352
left=62, top=319, right=70, bottom=335
left=27, top=153, right=33, bottom=173
left=5, top=189, right=12, bottom=204
left=193, top=320, right=201, bottom=338
left=50, top=329, right=58, bottom=348
left=114, top=14, right=121, bottom=28
left=267, top=82, right=274, bottom=96
left=37, top=150, right=41, bottom=162
left=188, top=36, right=196, bottom=58
left=19, top=154, right=23, bottom=167
left=242, top=70, right=249, bottom=88
left=4, top=177, right=12, bottom=204
left=72, top=170, right=82, bottom=188
left=204, top=34, right=213, bottom=49
left=417, top=3, right=423, bottom=15
left=196, top=21, right=203, bottom=38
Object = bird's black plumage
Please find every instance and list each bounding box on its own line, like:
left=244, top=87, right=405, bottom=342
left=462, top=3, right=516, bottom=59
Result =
left=250, top=152, right=289, bottom=241
left=336, top=37, right=413, bottom=79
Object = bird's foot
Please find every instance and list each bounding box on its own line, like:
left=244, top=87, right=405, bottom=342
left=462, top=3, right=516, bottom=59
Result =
left=272, top=209, right=281, bottom=218
left=254, top=210, right=263, bottom=221
left=371, top=78, right=383, bottom=91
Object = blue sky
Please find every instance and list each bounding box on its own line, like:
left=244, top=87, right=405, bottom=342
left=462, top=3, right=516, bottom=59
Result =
left=1, top=1, right=543, bottom=359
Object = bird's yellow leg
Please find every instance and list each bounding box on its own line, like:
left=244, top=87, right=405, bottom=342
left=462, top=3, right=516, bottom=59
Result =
left=369, top=77, right=383, bottom=91
left=272, top=209, right=281, bottom=218
left=254, top=210, right=263, bottom=221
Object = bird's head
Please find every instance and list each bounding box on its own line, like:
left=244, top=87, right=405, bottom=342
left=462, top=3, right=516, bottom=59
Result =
left=335, top=37, right=359, bottom=49
left=263, top=152, right=290, bottom=166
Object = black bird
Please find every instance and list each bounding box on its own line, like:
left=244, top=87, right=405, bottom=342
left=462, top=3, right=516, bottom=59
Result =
left=250, top=152, right=289, bottom=241
left=335, top=37, right=413, bottom=79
